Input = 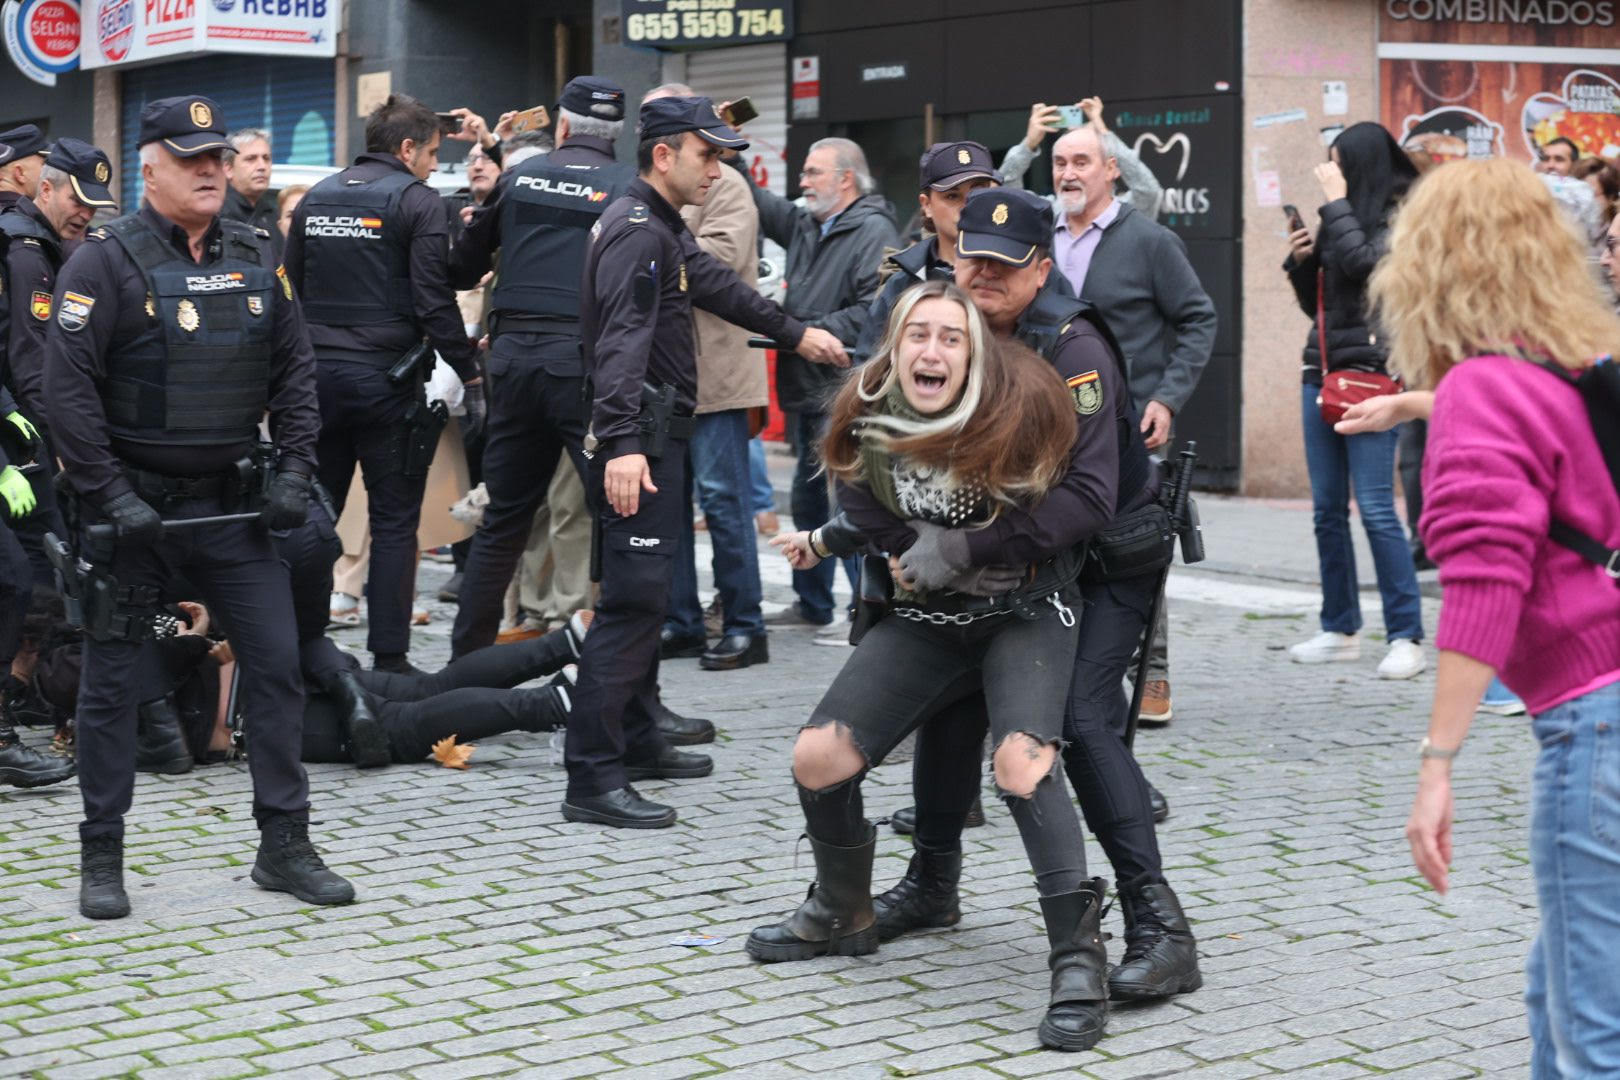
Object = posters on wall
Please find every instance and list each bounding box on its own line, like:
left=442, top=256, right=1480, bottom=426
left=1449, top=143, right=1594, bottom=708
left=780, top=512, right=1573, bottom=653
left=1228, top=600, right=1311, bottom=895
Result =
left=78, top=0, right=336, bottom=69
left=1378, top=4, right=1620, bottom=162
left=1382, top=60, right=1620, bottom=162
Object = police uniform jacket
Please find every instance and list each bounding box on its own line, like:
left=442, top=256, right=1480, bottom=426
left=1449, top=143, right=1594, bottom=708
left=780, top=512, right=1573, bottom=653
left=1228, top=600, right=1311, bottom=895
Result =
left=449, top=133, right=630, bottom=378
left=837, top=293, right=1150, bottom=567
left=283, top=153, right=475, bottom=380
left=583, top=178, right=806, bottom=461
left=0, top=195, right=64, bottom=429
left=43, top=203, right=321, bottom=506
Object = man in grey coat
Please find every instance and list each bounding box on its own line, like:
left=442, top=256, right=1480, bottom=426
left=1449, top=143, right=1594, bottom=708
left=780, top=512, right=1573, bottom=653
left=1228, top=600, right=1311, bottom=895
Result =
left=745, top=137, right=897, bottom=634
left=1050, top=123, right=1216, bottom=735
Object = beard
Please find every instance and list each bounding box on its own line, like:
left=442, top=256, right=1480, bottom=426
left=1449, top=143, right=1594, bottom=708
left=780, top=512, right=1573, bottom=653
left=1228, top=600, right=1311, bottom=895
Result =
left=1055, top=187, right=1089, bottom=216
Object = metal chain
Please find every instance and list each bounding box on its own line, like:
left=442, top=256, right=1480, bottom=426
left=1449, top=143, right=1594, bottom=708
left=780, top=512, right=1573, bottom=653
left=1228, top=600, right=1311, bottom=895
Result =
left=891, top=606, right=1010, bottom=626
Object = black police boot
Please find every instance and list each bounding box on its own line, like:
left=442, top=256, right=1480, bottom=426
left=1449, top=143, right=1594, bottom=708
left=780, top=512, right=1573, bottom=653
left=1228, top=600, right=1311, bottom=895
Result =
left=0, top=717, right=76, bottom=788
left=624, top=747, right=713, bottom=780
left=79, top=835, right=130, bottom=920
left=326, top=671, right=389, bottom=769
left=872, top=843, right=961, bottom=943
left=1038, top=879, right=1110, bottom=1052
left=134, top=699, right=193, bottom=775
left=650, top=697, right=715, bottom=746
left=252, top=815, right=356, bottom=906
left=889, top=795, right=986, bottom=835
left=660, top=627, right=707, bottom=659
left=372, top=653, right=428, bottom=678
left=746, top=826, right=879, bottom=962
left=699, top=633, right=768, bottom=671
left=1108, top=878, right=1202, bottom=1001
left=1148, top=782, right=1170, bottom=823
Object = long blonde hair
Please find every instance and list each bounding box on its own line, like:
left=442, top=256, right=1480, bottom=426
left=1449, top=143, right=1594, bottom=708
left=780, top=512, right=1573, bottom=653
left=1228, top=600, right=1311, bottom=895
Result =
left=1368, top=157, right=1620, bottom=388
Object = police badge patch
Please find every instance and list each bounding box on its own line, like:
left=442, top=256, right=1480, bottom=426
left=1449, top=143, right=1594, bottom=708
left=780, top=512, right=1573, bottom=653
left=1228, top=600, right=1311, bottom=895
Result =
left=246, top=295, right=264, bottom=317
left=1067, top=370, right=1102, bottom=415
left=275, top=264, right=293, bottom=300
left=177, top=298, right=201, bottom=333
left=57, top=291, right=94, bottom=332
left=29, top=291, right=50, bottom=321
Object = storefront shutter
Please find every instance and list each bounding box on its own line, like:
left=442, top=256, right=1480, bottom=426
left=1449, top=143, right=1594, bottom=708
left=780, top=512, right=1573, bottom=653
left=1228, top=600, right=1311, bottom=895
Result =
left=119, top=54, right=335, bottom=207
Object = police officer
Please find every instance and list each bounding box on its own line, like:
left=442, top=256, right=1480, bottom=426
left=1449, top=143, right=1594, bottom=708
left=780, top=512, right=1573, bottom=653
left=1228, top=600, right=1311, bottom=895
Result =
left=446, top=76, right=633, bottom=661
left=869, top=188, right=1200, bottom=1010
left=44, top=95, right=354, bottom=919
left=0, top=125, right=48, bottom=212
left=0, top=139, right=118, bottom=789
left=853, top=140, right=1003, bottom=365
left=284, top=93, right=479, bottom=676
left=564, top=96, right=844, bottom=828
left=1, top=139, right=118, bottom=542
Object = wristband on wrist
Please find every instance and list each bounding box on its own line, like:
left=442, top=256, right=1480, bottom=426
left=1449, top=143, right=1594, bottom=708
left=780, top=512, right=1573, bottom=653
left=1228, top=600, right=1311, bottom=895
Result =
left=809, top=529, right=832, bottom=559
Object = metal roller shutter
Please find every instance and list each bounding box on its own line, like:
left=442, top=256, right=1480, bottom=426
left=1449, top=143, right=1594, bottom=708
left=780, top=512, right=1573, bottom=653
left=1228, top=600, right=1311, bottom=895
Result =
left=685, top=43, right=788, bottom=278
left=120, top=55, right=335, bottom=207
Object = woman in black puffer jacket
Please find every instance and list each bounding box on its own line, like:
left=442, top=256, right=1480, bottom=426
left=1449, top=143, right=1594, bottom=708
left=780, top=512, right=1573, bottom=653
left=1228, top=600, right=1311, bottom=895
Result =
left=1282, top=122, right=1425, bottom=680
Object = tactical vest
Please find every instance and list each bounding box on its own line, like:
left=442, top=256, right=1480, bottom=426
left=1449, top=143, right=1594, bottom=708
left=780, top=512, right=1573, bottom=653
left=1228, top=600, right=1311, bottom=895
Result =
left=99, top=215, right=274, bottom=448
left=1018, top=292, right=1152, bottom=510
left=0, top=209, right=62, bottom=269
left=491, top=155, right=634, bottom=320
left=296, top=168, right=418, bottom=329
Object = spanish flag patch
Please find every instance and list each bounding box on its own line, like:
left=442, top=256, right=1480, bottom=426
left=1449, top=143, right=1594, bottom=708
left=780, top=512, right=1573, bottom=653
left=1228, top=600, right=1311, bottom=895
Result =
left=1066, top=370, right=1102, bottom=416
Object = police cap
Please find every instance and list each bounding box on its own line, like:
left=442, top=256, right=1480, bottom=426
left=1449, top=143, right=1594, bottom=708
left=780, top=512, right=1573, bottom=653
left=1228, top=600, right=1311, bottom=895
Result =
left=44, top=137, right=117, bottom=209
left=638, top=95, right=748, bottom=151
left=919, top=141, right=999, bottom=191
left=956, top=188, right=1053, bottom=268
left=0, top=124, right=47, bottom=160
left=558, top=76, right=626, bottom=123
left=138, top=96, right=230, bottom=156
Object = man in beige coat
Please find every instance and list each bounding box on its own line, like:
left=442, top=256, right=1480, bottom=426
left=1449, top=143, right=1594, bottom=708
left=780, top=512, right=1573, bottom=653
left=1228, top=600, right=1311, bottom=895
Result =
left=648, top=83, right=772, bottom=671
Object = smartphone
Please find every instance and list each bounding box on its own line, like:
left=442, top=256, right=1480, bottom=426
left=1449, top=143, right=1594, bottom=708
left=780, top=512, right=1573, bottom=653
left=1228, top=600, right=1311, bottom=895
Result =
left=721, top=96, right=758, bottom=126
left=1057, top=104, right=1088, bottom=130
left=508, top=105, right=549, bottom=133
left=435, top=111, right=463, bottom=136
left=1282, top=203, right=1306, bottom=233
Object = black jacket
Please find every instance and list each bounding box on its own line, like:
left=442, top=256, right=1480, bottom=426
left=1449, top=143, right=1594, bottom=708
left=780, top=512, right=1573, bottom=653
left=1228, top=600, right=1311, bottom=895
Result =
left=750, top=183, right=899, bottom=412
left=1284, top=197, right=1391, bottom=384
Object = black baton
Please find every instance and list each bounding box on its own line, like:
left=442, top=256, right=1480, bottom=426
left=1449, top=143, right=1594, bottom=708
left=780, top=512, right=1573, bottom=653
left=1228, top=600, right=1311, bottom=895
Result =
left=86, top=512, right=263, bottom=544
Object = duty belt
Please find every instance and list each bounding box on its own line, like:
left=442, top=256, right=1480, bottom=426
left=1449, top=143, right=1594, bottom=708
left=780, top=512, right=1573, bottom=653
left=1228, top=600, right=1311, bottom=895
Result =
left=123, top=467, right=230, bottom=504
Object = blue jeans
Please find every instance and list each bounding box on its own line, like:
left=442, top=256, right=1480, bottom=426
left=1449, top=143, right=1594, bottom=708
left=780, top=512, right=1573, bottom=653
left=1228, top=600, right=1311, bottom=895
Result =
left=1526, top=679, right=1620, bottom=1078
left=789, top=410, right=857, bottom=623
left=748, top=436, right=775, bottom=515
left=667, top=409, right=765, bottom=639
left=1299, top=383, right=1423, bottom=642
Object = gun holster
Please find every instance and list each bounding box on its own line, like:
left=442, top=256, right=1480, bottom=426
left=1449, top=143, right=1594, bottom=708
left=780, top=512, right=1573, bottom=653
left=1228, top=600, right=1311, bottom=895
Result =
left=401, top=398, right=449, bottom=480
left=635, top=382, right=694, bottom=462
left=45, top=527, right=164, bottom=643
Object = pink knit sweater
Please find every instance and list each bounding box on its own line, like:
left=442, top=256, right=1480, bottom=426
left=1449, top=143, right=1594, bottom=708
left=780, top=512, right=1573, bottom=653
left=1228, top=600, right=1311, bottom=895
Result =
left=1420, top=354, right=1620, bottom=715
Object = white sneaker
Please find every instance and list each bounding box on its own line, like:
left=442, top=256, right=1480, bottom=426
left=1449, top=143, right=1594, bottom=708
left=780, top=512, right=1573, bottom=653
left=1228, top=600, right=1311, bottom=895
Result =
left=1377, top=639, right=1426, bottom=680
left=328, top=592, right=361, bottom=628
left=813, top=621, right=852, bottom=647
left=1288, top=631, right=1360, bottom=664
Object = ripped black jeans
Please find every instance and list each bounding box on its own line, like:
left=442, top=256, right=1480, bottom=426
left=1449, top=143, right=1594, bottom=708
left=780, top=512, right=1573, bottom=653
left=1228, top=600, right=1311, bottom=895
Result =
left=799, top=606, right=1089, bottom=896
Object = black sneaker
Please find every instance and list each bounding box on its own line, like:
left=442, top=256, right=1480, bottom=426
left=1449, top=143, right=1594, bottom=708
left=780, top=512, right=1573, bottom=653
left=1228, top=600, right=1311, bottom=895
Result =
left=252, top=816, right=355, bottom=905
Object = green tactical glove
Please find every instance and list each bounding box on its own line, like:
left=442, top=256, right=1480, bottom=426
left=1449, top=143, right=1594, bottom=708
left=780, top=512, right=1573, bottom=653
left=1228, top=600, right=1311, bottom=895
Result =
left=5, top=411, right=38, bottom=446
left=0, top=466, right=36, bottom=518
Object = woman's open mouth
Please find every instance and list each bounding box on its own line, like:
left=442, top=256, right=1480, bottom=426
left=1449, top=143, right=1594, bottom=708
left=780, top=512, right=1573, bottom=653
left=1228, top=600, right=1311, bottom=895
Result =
left=911, top=371, right=948, bottom=393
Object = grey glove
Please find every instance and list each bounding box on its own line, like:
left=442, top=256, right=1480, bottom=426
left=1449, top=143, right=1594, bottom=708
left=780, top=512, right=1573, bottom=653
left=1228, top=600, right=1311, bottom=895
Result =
left=101, top=490, right=162, bottom=546
left=944, top=564, right=1027, bottom=597
left=895, top=520, right=971, bottom=591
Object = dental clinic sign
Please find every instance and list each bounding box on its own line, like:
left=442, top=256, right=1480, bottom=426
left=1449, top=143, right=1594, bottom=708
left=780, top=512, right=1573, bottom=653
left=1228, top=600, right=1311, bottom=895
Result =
left=3, top=0, right=80, bottom=87
left=78, top=0, right=335, bottom=68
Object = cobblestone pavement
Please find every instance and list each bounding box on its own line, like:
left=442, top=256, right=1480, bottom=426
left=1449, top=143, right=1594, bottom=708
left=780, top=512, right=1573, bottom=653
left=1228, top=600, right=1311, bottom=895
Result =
left=0, top=489, right=1537, bottom=1079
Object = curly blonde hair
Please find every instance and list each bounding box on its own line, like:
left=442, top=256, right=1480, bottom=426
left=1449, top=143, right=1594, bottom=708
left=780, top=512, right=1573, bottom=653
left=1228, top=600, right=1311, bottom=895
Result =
left=1368, top=157, right=1620, bottom=388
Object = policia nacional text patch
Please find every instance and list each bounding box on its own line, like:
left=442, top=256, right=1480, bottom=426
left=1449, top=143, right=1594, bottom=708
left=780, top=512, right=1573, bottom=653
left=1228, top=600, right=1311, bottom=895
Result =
left=1067, top=370, right=1102, bottom=415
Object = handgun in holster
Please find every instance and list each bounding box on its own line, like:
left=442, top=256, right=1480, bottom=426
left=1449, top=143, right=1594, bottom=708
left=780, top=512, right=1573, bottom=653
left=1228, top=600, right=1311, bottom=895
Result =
left=386, top=339, right=435, bottom=385
left=44, top=529, right=163, bottom=643
left=637, top=381, right=677, bottom=462
left=401, top=398, right=449, bottom=480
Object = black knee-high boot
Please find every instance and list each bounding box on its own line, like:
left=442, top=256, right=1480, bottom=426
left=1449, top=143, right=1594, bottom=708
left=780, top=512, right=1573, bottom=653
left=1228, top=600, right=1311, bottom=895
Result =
left=1038, top=879, right=1110, bottom=1052
left=323, top=670, right=389, bottom=769
left=746, top=780, right=877, bottom=962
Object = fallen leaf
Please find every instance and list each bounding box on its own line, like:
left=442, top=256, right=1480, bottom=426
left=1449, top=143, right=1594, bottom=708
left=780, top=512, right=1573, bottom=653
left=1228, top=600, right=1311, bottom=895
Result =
left=431, top=735, right=476, bottom=769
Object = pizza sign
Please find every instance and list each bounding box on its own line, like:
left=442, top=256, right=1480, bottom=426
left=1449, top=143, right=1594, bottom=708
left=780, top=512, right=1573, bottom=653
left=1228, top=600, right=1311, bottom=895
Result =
left=3, top=0, right=80, bottom=85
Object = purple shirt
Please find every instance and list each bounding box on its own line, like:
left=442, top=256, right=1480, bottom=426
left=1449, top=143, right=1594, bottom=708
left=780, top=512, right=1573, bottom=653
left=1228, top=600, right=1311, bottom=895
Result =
left=1052, top=197, right=1120, bottom=298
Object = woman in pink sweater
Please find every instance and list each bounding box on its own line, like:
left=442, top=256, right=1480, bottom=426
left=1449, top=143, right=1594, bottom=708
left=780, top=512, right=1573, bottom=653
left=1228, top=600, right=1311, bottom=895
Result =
left=1368, top=157, right=1620, bottom=1077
